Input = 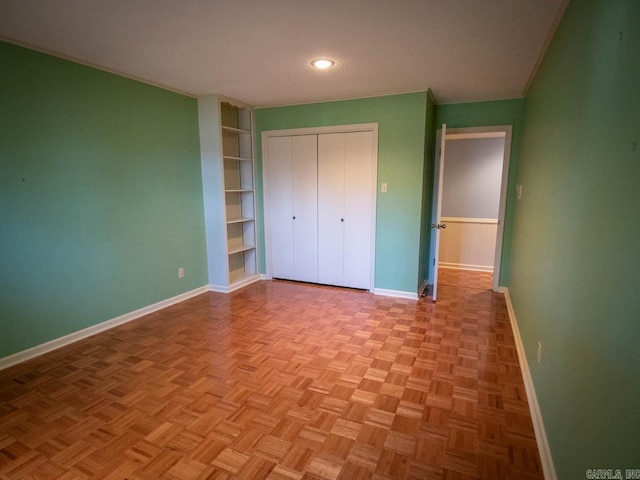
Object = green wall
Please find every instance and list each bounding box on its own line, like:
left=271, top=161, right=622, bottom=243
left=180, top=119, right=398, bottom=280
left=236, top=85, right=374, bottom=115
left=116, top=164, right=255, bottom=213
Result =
left=435, top=98, right=525, bottom=286
left=255, top=93, right=429, bottom=294
left=510, top=0, right=640, bottom=476
left=0, top=42, right=207, bottom=358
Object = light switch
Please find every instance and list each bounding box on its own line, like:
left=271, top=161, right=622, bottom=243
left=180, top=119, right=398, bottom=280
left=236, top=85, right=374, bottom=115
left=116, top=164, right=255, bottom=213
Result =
left=381, top=183, right=388, bottom=193
left=516, top=183, right=523, bottom=200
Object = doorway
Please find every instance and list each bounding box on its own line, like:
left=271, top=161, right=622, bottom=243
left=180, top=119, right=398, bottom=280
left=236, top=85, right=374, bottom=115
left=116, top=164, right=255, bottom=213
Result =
left=428, top=126, right=512, bottom=298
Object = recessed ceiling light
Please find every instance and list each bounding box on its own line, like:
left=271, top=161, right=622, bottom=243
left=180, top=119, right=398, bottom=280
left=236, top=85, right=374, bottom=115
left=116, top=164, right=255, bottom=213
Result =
left=311, top=59, right=335, bottom=69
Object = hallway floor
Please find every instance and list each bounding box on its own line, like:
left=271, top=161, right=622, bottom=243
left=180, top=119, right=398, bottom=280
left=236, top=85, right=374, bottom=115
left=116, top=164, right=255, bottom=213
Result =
left=0, top=280, right=542, bottom=479
left=438, top=268, right=493, bottom=291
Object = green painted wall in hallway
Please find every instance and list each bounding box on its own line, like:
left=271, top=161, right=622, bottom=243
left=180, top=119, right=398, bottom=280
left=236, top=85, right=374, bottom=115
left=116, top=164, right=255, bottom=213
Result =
left=255, top=93, right=428, bottom=294
left=0, top=42, right=207, bottom=358
left=510, top=0, right=640, bottom=476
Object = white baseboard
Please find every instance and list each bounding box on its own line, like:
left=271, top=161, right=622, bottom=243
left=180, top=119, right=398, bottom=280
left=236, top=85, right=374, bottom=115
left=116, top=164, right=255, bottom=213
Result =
left=210, top=274, right=262, bottom=293
left=209, top=284, right=228, bottom=293
left=499, top=287, right=557, bottom=480
left=439, top=262, right=494, bottom=273
left=373, top=288, right=418, bottom=300
left=0, top=285, right=211, bottom=372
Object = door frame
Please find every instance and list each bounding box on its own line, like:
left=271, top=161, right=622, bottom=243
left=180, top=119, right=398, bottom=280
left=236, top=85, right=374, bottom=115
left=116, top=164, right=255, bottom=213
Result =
left=428, top=125, right=512, bottom=292
left=262, top=123, right=379, bottom=290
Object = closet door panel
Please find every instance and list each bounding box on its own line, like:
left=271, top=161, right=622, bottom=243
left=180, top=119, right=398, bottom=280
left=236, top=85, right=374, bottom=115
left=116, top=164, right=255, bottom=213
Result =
left=267, top=136, right=294, bottom=280
left=292, top=135, right=318, bottom=283
left=344, top=131, right=374, bottom=289
left=318, top=133, right=345, bottom=286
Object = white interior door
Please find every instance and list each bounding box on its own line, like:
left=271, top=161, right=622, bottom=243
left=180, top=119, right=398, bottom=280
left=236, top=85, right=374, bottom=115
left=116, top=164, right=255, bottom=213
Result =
left=292, top=135, right=318, bottom=283
left=344, top=131, right=374, bottom=289
left=431, top=125, right=447, bottom=301
left=268, top=136, right=294, bottom=280
left=318, top=133, right=345, bottom=286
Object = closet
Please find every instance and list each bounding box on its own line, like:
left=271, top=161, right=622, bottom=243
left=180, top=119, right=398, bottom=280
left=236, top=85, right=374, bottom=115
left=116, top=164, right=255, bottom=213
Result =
left=265, top=126, right=376, bottom=290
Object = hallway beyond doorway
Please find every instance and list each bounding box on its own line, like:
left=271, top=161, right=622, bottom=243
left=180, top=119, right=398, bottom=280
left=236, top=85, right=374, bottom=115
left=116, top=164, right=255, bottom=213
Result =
left=438, top=267, right=493, bottom=291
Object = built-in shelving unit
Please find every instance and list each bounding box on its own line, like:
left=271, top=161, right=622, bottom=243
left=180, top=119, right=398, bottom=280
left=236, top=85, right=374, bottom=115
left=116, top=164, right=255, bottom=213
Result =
left=198, top=95, right=260, bottom=292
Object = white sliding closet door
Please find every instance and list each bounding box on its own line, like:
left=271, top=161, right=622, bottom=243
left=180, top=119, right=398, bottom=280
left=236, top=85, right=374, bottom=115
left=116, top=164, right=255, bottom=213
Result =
left=292, top=135, right=318, bottom=283
left=267, top=135, right=318, bottom=282
left=318, top=133, right=346, bottom=287
left=318, top=131, right=373, bottom=289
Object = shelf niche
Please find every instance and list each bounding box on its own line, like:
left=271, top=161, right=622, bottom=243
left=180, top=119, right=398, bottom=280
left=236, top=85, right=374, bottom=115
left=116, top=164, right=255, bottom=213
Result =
left=198, top=95, right=260, bottom=292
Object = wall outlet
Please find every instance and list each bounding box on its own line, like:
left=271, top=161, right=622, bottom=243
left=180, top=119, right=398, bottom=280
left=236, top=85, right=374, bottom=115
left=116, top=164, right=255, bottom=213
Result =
left=537, top=341, right=542, bottom=364
left=178, top=267, right=185, bottom=279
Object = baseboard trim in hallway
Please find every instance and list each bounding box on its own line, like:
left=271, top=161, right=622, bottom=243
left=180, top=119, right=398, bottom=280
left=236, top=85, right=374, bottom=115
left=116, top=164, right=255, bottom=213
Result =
left=372, top=287, right=419, bottom=299
left=500, top=287, right=558, bottom=480
left=0, top=285, right=210, bottom=371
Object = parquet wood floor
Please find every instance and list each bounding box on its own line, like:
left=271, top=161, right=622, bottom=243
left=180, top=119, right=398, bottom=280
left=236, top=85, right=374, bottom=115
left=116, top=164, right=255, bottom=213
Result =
left=0, top=280, right=542, bottom=479
left=437, top=269, right=493, bottom=291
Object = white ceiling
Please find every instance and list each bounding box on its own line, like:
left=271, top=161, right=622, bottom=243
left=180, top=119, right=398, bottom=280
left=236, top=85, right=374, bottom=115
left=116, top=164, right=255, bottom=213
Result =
left=0, top=0, right=567, bottom=107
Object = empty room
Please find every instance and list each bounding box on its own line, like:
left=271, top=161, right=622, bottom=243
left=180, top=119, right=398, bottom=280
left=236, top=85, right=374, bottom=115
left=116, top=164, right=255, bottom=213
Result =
left=1, top=1, right=638, bottom=479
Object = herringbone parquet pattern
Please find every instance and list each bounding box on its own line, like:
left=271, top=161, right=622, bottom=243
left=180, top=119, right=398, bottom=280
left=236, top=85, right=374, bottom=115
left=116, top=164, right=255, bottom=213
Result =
left=0, top=280, right=542, bottom=479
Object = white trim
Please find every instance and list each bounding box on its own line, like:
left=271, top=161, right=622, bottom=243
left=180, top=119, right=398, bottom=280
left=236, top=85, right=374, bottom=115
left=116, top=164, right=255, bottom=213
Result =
left=255, top=90, right=431, bottom=109
left=262, top=123, right=378, bottom=292
left=261, top=130, right=273, bottom=281
left=438, top=262, right=493, bottom=273
left=209, top=274, right=261, bottom=293
left=262, top=123, right=379, bottom=138
left=0, top=285, right=210, bottom=372
left=444, top=126, right=512, bottom=292
left=441, top=216, right=498, bottom=225
left=435, top=95, right=525, bottom=107
left=373, top=288, right=418, bottom=300
left=445, top=132, right=505, bottom=140
left=499, top=287, right=557, bottom=480
left=209, top=284, right=228, bottom=293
